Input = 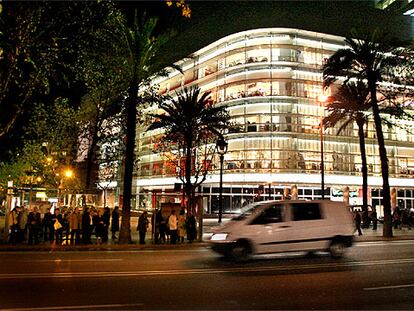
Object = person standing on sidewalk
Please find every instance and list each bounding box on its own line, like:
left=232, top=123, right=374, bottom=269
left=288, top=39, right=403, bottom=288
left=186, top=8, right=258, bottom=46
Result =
left=159, top=210, right=167, bottom=244
left=8, top=206, right=20, bottom=245
left=186, top=210, right=197, bottom=243
left=102, top=207, right=110, bottom=243
left=178, top=209, right=187, bottom=243
left=82, top=207, right=92, bottom=244
left=43, top=207, right=54, bottom=242
left=137, top=211, right=149, bottom=244
left=27, top=208, right=41, bottom=245
left=355, top=212, right=363, bottom=236
left=70, top=207, right=81, bottom=245
left=17, top=206, right=28, bottom=243
left=371, top=210, right=378, bottom=230
left=111, top=206, right=120, bottom=240
left=168, top=209, right=178, bottom=244
left=53, top=208, right=64, bottom=245
left=94, top=209, right=106, bottom=245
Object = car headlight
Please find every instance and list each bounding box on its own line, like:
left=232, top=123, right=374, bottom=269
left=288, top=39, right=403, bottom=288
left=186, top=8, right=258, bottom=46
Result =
left=210, top=233, right=228, bottom=241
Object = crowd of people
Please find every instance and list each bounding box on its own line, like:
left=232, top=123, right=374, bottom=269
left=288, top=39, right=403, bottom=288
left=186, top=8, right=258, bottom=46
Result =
left=353, top=206, right=414, bottom=236
left=137, top=208, right=198, bottom=245
left=7, top=205, right=120, bottom=245
left=7, top=205, right=198, bottom=246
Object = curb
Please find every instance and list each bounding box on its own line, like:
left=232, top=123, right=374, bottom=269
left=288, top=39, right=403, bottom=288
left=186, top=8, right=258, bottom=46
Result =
left=0, top=235, right=413, bottom=252
left=0, top=242, right=209, bottom=252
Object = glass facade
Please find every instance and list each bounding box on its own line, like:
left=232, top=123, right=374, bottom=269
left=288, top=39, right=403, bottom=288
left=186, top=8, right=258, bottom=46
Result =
left=132, top=28, right=414, bottom=214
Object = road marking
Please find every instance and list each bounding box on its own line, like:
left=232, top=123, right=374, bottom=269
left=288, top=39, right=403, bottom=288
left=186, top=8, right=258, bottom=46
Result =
left=364, top=284, right=414, bottom=291
left=355, top=240, right=414, bottom=247
left=0, top=259, right=124, bottom=263
left=0, top=303, right=144, bottom=311
left=26, top=259, right=123, bottom=263
left=0, top=249, right=209, bottom=255
left=0, top=258, right=414, bottom=280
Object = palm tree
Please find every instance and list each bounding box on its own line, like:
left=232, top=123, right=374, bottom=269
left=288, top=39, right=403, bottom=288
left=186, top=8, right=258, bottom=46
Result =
left=323, top=31, right=409, bottom=237
left=323, top=81, right=370, bottom=224
left=148, top=87, right=230, bottom=214
left=114, top=12, right=176, bottom=244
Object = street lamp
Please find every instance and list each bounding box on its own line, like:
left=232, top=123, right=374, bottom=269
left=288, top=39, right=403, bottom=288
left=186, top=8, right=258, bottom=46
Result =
left=216, top=136, right=228, bottom=223
left=64, top=169, right=73, bottom=178
left=58, top=168, right=74, bottom=206
left=317, top=94, right=331, bottom=200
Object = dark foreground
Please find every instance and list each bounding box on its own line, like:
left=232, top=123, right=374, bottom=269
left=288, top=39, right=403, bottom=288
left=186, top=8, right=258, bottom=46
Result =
left=0, top=239, right=413, bottom=310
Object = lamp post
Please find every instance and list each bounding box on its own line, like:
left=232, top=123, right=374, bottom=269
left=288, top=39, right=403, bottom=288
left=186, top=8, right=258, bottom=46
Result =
left=3, top=181, right=13, bottom=242
left=216, top=136, right=228, bottom=223
left=58, top=168, right=74, bottom=206
left=317, top=95, right=330, bottom=200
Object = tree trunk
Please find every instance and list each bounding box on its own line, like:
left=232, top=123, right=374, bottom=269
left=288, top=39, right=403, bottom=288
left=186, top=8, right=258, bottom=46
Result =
left=357, top=119, right=369, bottom=228
left=368, top=77, right=392, bottom=237
left=184, top=138, right=193, bottom=212
left=119, top=82, right=138, bottom=244
left=197, top=195, right=203, bottom=241
left=85, top=122, right=99, bottom=192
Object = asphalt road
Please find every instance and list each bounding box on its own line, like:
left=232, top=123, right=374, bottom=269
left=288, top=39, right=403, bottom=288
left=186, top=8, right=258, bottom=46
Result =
left=0, top=240, right=413, bottom=310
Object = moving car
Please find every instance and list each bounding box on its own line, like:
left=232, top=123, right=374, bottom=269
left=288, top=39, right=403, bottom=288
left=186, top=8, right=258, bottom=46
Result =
left=209, top=200, right=354, bottom=261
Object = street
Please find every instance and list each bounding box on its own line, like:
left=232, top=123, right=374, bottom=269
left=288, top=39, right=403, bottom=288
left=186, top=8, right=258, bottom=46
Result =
left=0, top=240, right=414, bottom=310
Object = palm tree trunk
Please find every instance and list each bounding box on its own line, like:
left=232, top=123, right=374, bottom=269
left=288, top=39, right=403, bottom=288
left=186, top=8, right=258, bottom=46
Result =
left=368, top=78, right=392, bottom=237
left=357, top=119, right=369, bottom=227
left=119, top=82, right=138, bottom=244
left=184, top=137, right=193, bottom=212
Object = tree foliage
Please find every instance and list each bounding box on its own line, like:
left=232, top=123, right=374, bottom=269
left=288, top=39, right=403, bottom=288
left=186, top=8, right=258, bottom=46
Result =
left=148, top=87, right=230, bottom=212
left=323, top=29, right=414, bottom=237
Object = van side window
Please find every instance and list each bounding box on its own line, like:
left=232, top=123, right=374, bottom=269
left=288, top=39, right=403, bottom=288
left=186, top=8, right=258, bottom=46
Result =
left=292, top=203, right=321, bottom=221
left=251, top=205, right=283, bottom=225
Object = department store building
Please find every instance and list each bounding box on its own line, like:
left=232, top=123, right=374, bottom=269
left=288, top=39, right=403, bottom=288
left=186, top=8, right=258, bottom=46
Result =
left=126, top=27, right=414, bottom=216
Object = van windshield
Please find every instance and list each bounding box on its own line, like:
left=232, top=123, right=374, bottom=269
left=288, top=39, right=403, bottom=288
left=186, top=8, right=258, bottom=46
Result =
left=231, top=202, right=267, bottom=221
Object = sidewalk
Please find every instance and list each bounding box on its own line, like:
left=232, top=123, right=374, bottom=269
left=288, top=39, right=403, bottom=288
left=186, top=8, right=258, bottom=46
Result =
left=0, top=223, right=413, bottom=252
left=352, top=224, right=414, bottom=242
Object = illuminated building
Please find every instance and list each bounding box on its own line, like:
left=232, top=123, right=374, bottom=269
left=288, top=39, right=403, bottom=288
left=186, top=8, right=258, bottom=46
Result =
left=132, top=28, right=414, bottom=215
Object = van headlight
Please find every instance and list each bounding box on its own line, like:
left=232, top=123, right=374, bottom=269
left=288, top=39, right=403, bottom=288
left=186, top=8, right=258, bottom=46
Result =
left=210, top=233, right=228, bottom=241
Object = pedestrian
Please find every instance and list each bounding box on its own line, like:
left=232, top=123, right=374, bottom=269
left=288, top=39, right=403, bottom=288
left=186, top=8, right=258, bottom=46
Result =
left=53, top=208, right=64, bottom=244
left=158, top=210, right=167, bottom=244
left=355, top=212, right=362, bottom=236
left=8, top=206, right=20, bottom=245
left=70, top=207, right=81, bottom=245
left=43, top=206, right=54, bottom=242
left=178, top=209, right=186, bottom=243
left=62, top=208, right=71, bottom=244
left=17, top=206, right=28, bottom=243
left=393, top=207, right=401, bottom=229
left=151, top=210, right=160, bottom=244
left=94, top=209, right=106, bottom=244
left=371, top=210, right=378, bottom=230
left=82, top=207, right=92, bottom=244
left=168, top=209, right=178, bottom=244
left=186, top=210, right=197, bottom=243
left=103, top=207, right=110, bottom=242
left=111, top=206, right=120, bottom=240
left=137, top=211, right=149, bottom=244
left=27, top=207, right=41, bottom=245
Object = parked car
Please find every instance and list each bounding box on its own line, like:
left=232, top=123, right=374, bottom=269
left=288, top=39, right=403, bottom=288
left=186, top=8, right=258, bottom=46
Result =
left=209, top=200, right=354, bottom=261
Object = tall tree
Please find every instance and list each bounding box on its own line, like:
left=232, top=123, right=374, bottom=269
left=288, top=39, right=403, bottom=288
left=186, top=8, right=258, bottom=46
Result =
left=0, top=1, right=114, bottom=162
left=148, top=87, right=230, bottom=214
left=109, top=12, right=177, bottom=244
left=323, top=30, right=413, bottom=237
left=323, top=81, right=370, bottom=224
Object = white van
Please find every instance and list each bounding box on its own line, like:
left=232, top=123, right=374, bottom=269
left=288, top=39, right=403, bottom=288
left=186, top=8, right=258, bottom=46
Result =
left=209, top=200, right=354, bottom=261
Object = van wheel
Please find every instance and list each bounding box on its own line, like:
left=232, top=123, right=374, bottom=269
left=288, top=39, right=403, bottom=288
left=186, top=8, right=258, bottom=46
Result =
left=329, top=240, right=345, bottom=259
left=231, top=241, right=252, bottom=262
